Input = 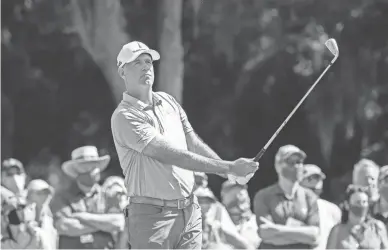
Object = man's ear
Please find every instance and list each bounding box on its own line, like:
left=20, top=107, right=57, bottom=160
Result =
left=118, top=67, right=125, bottom=79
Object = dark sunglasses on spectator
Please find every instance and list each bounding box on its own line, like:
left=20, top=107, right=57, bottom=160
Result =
left=283, top=158, right=304, bottom=166
left=4, top=167, right=24, bottom=176
left=306, top=174, right=324, bottom=181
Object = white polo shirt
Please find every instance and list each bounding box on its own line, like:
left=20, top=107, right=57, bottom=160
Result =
left=111, top=91, right=195, bottom=200
left=315, top=198, right=341, bottom=250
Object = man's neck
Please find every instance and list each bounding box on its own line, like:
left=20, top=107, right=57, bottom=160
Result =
left=77, top=182, right=96, bottom=195
left=348, top=213, right=365, bottom=227
left=278, top=177, right=298, bottom=198
left=126, top=87, right=153, bottom=105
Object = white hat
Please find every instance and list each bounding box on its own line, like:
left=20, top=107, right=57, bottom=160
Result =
left=27, top=179, right=54, bottom=195
left=302, top=164, right=326, bottom=179
left=62, top=146, right=111, bottom=178
left=102, top=176, right=126, bottom=195
left=117, top=41, right=160, bottom=68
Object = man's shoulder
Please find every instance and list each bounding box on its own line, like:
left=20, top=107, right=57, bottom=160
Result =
left=368, top=217, right=387, bottom=229
left=155, top=91, right=173, bottom=100
left=111, top=102, right=125, bottom=121
left=111, top=102, right=144, bottom=124
left=318, top=198, right=340, bottom=210
left=155, top=91, right=180, bottom=108
left=254, top=183, right=279, bottom=200
left=318, top=198, right=342, bottom=220
left=50, top=184, right=79, bottom=205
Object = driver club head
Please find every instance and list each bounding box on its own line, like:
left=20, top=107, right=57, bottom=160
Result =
left=325, top=38, right=339, bottom=58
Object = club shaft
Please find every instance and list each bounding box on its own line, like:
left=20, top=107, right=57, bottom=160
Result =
left=254, top=60, right=336, bottom=162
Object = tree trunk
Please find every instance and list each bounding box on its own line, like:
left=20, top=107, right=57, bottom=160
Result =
left=157, top=0, right=184, bottom=103
left=69, top=0, right=129, bottom=104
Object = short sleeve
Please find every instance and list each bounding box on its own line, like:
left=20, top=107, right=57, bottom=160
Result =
left=253, top=190, right=273, bottom=227
left=158, top=92, right=193, bottom=134
left=112, top=109, right=158, bottom=153
left=305, top=191, right=320, bottom=227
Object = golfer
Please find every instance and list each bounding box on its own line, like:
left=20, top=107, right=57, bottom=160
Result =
left=111, top=41, right=259, bottom=249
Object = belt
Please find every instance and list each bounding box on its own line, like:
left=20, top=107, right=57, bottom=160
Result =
left=128, top=194, right=194, bottom=210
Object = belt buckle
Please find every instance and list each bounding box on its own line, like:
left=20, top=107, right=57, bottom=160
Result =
left=177, top=198, right=185, bottom=209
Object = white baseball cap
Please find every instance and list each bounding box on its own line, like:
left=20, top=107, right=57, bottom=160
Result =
left=117, top=41, right=160, bottom=68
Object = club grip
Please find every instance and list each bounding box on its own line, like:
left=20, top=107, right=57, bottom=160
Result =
left=254, top=148, right=266, bottom=162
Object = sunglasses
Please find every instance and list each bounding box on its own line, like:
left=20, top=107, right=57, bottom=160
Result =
left=305, top=174, right=324, bottom=181
left=4, top=168, right=24, bottom=176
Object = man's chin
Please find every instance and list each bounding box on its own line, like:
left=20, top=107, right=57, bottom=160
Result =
left=140, top=79, right=153, bottom=86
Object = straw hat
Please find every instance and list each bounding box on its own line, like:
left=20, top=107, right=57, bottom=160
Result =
left=62, top=146, right=110, bottom=178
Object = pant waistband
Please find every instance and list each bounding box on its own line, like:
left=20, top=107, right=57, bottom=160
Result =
left=123, top=195, right=195, bottom=217
left=129, top=194, right=194, bottom=209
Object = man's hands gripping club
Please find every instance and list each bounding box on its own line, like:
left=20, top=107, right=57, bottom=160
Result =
left=228, top=158, right=259, bottom=179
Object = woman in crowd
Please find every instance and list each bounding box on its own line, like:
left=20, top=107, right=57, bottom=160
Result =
left=326, top=185, right=388, bottom=249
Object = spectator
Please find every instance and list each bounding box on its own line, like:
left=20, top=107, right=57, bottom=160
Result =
left=195, top=186, right=253, bottom=249
left=221, top=180, right=261, bottom=248
left=1, top=158, right=27, bottom=199
left=111, top=40, right=259, bottom=249
left=102, top=176, right=128, bottom=213
left=300, top=164, right=341, bottom=250
left=194, top=172, right=208, bottom=190
left=102, top=176, right=129, bottom=249
left=352, top=159, right=380, bottom=205
left=253, top=145, right=320, bottom=249
left=50, top=146, right=124, bottom=249
left=1, top=158, right=27, bottom=241
left=326, top=185, right=388, bottom=249
left=372, top=165, right=388, bottom=228
left=26, top=179, right=57, bottom=249
left=1, top=195, right=43, bottom=249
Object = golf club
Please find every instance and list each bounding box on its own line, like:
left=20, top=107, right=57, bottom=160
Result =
left=253, top=38, right=339, bottom=162
left=230, top=38, right=339, bottom=185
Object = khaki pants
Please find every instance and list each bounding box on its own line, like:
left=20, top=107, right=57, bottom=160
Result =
left=126, top=201, right=202, bottom=249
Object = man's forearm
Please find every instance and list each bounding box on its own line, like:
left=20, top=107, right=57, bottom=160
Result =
left=186, top=132, right=227, bottom=178
left=223, top=227, right=255, bottom=249
left=145, top=136, right=232, bottom=175
left=55, top=217, right=98, bottom=236
left=75, top=213, right=125, bottom=233
left=263, top=225, right=319, bottom=245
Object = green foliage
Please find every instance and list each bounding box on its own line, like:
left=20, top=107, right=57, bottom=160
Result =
left=1, top=0, right=387, bottom=200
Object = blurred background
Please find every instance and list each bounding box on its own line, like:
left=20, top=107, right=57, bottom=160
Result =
left=2, top=0, right=388, bottom=204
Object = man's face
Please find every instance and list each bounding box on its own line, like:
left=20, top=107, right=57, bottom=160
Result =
left=122, top=53, right=154, bottom=86
left=27, top=190, right=51, bottom=206
left=1, top=167, right=26, bottom=194
left=76, top=168, right=101, bottom=188
left=277, top=155, right=304, bottom=183
left=198, top=197, right=214, bottom=217
left=222, top=186, right=250, bottom=210
left=300, top=174, right=324, bottom=196
left=194, top=175, right=208, bottom=190
left=105, top=183, right=127, bottom=211
left=354, top=167, right=379, bottom=200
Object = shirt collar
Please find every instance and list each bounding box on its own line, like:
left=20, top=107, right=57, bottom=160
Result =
left=122, top=92, right=162, bottom=110
left=71, top=183, right=100, bottom=198
left=274, top=182, right=300, bottom=200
